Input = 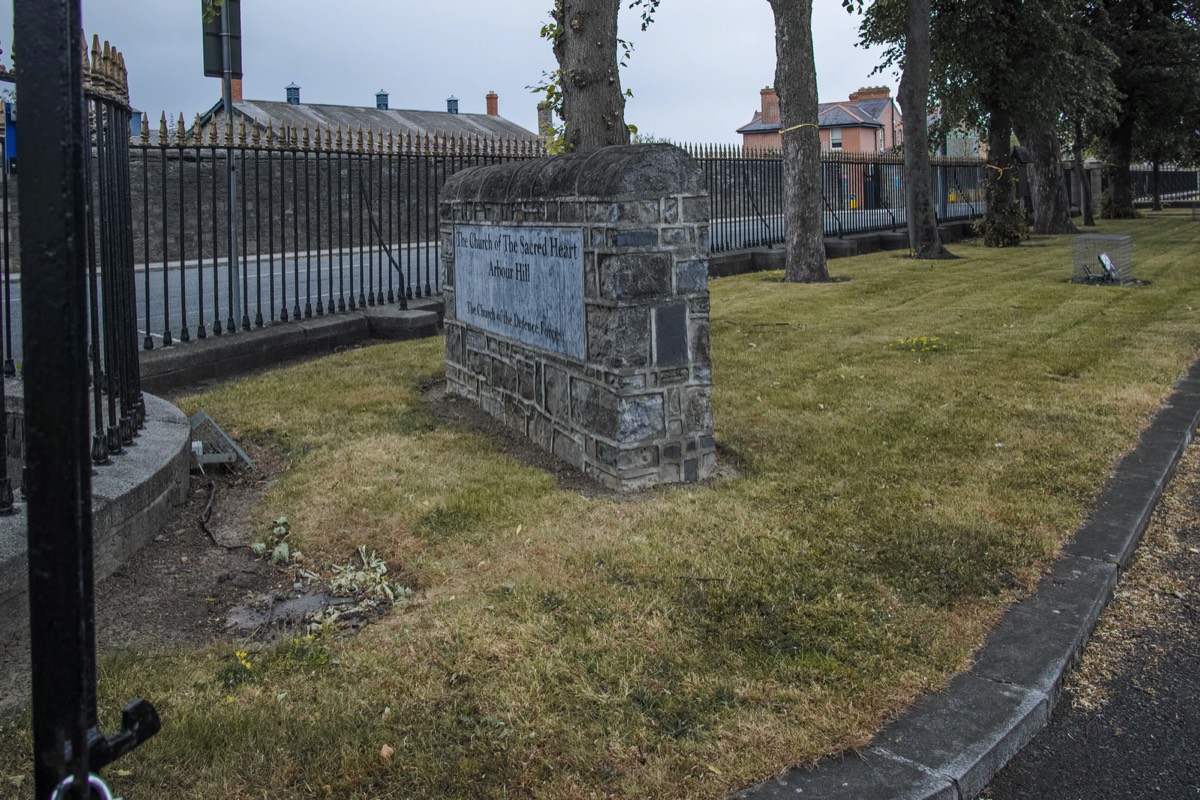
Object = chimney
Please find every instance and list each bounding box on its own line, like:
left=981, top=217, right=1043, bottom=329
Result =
left=447, top=95, right=459, bottom=115
left=486, top=90, right=499, bottom=117
left=376, top=90, right=389, bottom=110
left=537, top=101, right=553, bottom=137
left=760, top=86, right=780, bottom=127
left=849, top=86, right=891, bottom=102
left=231, top=78, right=243, bottom=103
left=285, top=83, right=301, bottom=105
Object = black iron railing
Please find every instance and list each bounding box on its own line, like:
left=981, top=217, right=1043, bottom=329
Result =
left=12, top=11, right=158, bottom=800
left=127, top=120, right=543, bottom=346
left=1129, top=165, right=1200, bottom=204
left=679, top=145, right=987, bottom=252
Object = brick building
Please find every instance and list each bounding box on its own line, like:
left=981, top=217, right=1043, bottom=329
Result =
left=736, top=86, right=903, bottom=154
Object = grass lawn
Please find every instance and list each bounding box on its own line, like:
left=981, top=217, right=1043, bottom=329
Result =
left=3, top=212, right=1200, bottom=798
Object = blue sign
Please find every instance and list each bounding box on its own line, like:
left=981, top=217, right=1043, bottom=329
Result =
left=4, top=102, right=15, bottom=166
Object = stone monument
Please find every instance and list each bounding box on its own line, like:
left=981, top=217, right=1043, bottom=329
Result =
left=439, top=144, right=714, bottom=491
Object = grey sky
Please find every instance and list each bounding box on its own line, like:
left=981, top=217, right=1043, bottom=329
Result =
left=2, top=1, right=896, bottom=144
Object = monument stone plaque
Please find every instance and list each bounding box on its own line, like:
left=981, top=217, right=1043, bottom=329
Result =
left=453, top=224, right=585, bottom=361
left=440, top=144, right=715, bottom=491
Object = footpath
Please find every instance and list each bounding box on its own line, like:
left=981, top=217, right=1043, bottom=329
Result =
left=981, top=440, right=1200, bottom=797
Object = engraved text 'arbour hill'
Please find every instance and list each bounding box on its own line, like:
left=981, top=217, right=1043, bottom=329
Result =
left=454, top=224, right=586, bottom=361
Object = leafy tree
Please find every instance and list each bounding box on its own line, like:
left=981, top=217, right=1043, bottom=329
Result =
left=844, top=0, right=953, bottom=259
left=768, top=0, right=830, bottom=282
left=862, top=0, right=1116, bottom=244
left=537, top=0, right=658, bottom=152
left=1089, top=0, right=1200, bottom=217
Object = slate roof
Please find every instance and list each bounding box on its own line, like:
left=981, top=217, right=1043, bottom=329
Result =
left=737, top=95, right=893, bottom=135
left=735, top=111, right=779, bottom=135
left=817, top=102, right=882, bottom=129
left=201, top=98, right=538, bottom=141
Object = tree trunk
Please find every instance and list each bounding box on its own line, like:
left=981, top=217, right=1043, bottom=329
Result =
left=1071, top=122, right=1095, bottom=226
left=1013, top=121, right=1077, bottom=235
left=768, top=0, right=829, bottom=283
left=553, top=0, right=630, bottom=152
left=1104, top=114, right=1136, bottom=218
left=898, top=0, right=953, bottom=259
left=978, top=104, right=1026, bottom=247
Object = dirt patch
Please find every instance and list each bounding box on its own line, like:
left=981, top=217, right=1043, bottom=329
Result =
left=0, top=441, right=287, bottom=718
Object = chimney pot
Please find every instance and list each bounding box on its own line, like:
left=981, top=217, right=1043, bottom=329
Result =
left=760, top=86, right=780, bottom=127
left=486, top=91, right=499, bottom=117
left=848, top=86, right=891, bottom=102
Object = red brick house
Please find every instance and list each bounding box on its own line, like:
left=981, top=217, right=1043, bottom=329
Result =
left=736, top=86, right=903, bottom=153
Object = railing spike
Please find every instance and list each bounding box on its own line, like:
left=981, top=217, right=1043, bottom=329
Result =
left=140, top=112, right=150, bottom=146
left=251, top=116, right=261, bottom=147
left=303, top=122, right=311, bottom=150
left=158, top=111, right=169, bottom=146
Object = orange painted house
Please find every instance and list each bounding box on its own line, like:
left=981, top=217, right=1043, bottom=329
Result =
left=736, top=86, right=903, bottom=154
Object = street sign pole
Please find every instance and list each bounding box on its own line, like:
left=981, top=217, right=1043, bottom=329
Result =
left=221, top=0, right=242, bottom=330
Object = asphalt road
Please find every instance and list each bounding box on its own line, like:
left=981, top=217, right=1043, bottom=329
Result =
left=979, top=443, right=1200, bottom=799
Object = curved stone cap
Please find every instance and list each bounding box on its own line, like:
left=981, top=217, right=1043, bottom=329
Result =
left=0, top=388, right=191, bottom=635
left=441, top=143, right=705, bottom=203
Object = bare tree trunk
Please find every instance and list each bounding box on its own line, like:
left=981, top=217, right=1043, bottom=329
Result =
left=768, top=0, right=829, bottom=283
left=1072, top=122, right=1095, bottom=226
left=897, top=0, right=953, bottom=259
left=1104, top=114, right=1137, bottom=218
left=553, top=0, right=630, bottom=152
left=978, top=104, right=1026, bottom=247
left=1013, top=121, right=1077, bottom=235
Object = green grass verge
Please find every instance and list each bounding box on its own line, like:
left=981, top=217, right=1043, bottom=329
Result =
left=4, top=212, right=1200, bottom=798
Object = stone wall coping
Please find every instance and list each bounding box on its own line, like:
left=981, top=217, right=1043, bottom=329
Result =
left=440, top=143, right=705, bottom=204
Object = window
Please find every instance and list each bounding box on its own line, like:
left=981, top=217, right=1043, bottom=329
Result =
left=830, top=128, right=843, bottom=149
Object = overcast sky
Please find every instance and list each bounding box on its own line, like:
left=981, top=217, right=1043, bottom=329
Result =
left=1, top=1, right=896, bottom=144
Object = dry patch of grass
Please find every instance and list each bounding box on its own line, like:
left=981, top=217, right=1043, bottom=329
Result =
left=4, top=212, right=1200, bottom=798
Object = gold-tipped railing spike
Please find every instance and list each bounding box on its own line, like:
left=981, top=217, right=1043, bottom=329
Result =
left=176, top=112, right=186, bottom=147
left=158, top=111, right=169, bottom=148
left=302, top=122, right=311, bottom=150
left=237, top=114, right=247, bottom=146
left=224, top=114, right=233, bottom=146
left=251, top=117, right=261, bottom=147
left=334, top=125, right=343, bottom=153
left=313, top=123, right=323, bottom=151
left=265, top=119, right=276, bottom=149
left=356, top=125, right=364, bottom=153
left=325, top=125, right=333, bottom=151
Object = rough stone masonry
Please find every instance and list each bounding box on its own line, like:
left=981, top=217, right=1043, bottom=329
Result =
left=439, top=144, right=715, bottom=491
